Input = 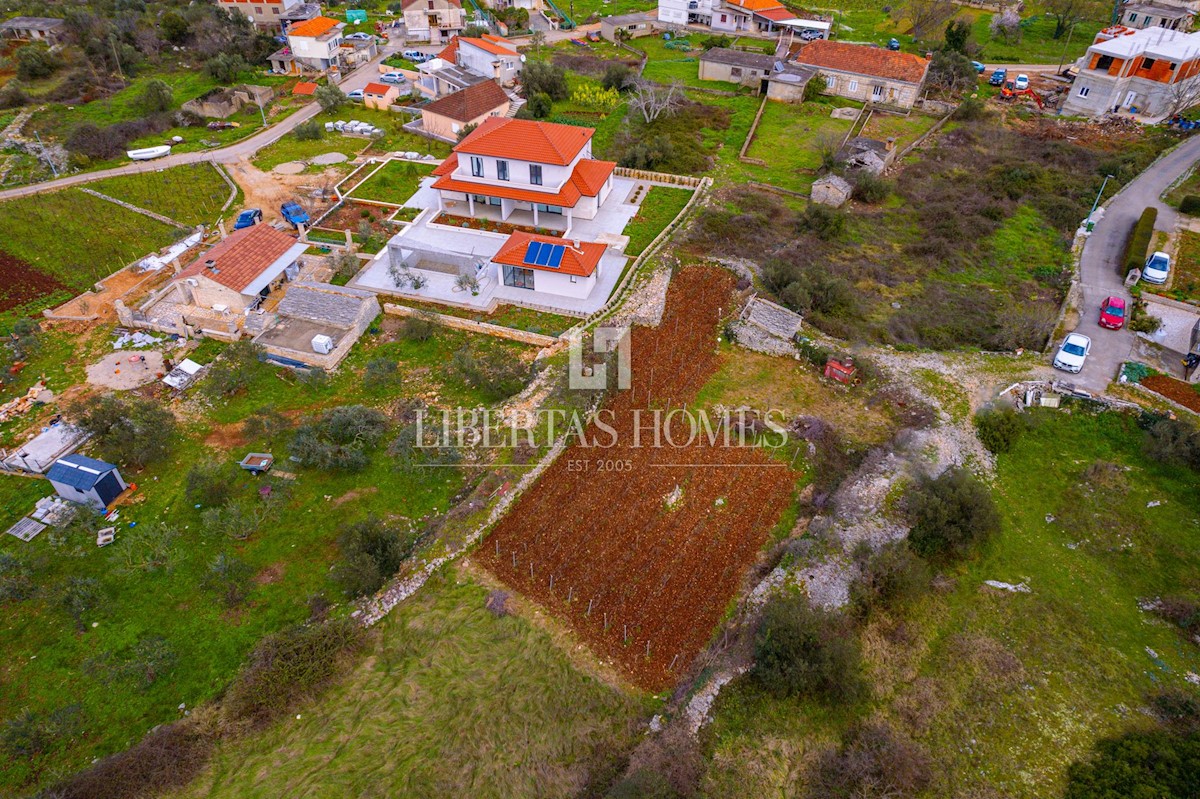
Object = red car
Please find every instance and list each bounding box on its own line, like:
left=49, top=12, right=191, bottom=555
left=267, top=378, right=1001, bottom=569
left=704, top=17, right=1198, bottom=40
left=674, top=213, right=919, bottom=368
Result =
left=1099, top=296, right=1126, bottom=330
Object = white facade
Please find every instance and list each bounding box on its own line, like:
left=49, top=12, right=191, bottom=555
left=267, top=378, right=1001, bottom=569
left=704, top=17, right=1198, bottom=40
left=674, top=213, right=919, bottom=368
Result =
left=451, top=141, right=593, bottom=192
left=458, top=38, right=523, bottom=83
left=488, top=261, right=599, bottom=299
left=289, top=30, right=343, bottom=64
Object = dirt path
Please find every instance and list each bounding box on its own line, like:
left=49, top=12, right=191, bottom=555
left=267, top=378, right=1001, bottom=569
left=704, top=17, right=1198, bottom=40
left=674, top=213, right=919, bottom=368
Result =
left=223, top=160, right=342, bottom=225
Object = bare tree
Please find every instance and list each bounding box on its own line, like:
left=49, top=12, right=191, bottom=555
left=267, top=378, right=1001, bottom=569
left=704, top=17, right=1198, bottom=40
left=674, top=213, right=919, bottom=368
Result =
left=894, top=0, right=958, bottom=41
left=1044, top=0, right=1105, bottom=40
left=627, top=79, right=684, bottom=124
left=989, top=6, right=1022, bottom=44
left=530, top=29, right=546, bottom=54
left=1165, top=71, right=1200, bottom=117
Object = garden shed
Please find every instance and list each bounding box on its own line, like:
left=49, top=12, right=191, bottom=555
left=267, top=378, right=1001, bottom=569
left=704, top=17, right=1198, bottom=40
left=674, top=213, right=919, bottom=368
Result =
left=46, top=454, right=128, bottom=510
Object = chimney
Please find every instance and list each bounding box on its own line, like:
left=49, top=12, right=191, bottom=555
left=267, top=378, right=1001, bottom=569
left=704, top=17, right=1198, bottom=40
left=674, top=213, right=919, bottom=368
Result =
left=170, top=257, right=182, bottom=274
left=217, top=219, right=228, bottom=239
left=572, top=238, right=581, bottom=249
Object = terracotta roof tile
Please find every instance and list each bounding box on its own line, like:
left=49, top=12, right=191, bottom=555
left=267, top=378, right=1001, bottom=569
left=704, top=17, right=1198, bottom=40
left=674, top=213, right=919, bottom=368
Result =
left=292, top=81, right=319, bottom=95
left=726, top=0, right=785, bottom=11
left=757, top=7, right=798, bottom=21
left=437, top=36, right=459, bottom=61
left=177, top=225, right=301, bottom=293
left=421, top=80, right=510, bottom=122
left=287, top=15, right=341, bottom=38
left=793, top=40, right=930, bottom=84
left=455, top=117, right=593, bottom=166
left=402, top=0, right=462, bottom=8
left=432, top=156, right=610, bottom=206
left=570, top=159, right=615, bottom=195
left=432, top=153, right=458, bottom=176
left=364, top=82, right=394, bottom=95
left=491, top=231, right=605, bottom=277
left=460, top=35, right=519, bottom=56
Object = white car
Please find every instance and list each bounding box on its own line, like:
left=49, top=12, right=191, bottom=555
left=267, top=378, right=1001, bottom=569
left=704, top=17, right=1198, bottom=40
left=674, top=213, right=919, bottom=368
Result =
left=347, top=89, right=364, bottom=101
left=1053, top=333, right=1091, bottom=373
left=380, top=72, right=406, bottom=84
left=345, top=32, right=373, bottom=41
left=1014, top=73, right=1030, bottom=90
left=1143, top=251, right=1171, bottom=284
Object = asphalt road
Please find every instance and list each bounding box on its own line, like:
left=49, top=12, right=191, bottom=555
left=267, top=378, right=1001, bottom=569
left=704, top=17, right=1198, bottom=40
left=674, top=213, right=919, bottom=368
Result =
left=1069, top=135, right=1200, bottom=393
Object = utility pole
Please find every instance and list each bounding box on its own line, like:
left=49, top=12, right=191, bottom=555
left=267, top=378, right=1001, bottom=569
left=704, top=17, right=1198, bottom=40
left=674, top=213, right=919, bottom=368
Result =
left=110, top=35, right=125, bottom=81
left=1057, top=21, right=1076, bottom=75
left=32, top=130, right=58, bottom=178
left=1086, top=173, right=1114, bottom=233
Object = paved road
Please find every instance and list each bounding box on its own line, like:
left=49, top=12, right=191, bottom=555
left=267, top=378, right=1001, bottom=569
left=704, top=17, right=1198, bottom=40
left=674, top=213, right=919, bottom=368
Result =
left=1070, top=136, right=1200, bottom=393
left=0, top=48, right=397, bottom=202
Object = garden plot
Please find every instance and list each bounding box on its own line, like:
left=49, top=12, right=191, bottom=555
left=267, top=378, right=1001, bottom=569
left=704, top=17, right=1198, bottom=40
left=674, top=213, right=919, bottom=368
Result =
left=477, top=267, right=797, bottom=690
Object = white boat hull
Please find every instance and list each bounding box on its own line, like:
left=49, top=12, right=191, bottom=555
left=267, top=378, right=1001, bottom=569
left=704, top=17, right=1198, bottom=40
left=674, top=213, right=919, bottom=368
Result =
left=126, top=146, right=172, bottom=161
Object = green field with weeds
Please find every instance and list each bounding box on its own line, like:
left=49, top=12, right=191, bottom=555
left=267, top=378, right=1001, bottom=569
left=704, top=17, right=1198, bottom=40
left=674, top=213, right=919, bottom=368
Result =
left=88, top=163, right=237, bottom=227
left=348, top=160, right=435, bottom=205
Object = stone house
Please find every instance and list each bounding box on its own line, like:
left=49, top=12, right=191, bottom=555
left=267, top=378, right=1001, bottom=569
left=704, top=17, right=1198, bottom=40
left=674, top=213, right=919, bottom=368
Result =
left=792, top=39, right=931, bottom=109
left=698, top=47, right=814, bottom=100
left=403, top=0, right=467, bottom=44
left=811, top=174, right=852, bottom=207
left=600, top=11, right=658, bottom=41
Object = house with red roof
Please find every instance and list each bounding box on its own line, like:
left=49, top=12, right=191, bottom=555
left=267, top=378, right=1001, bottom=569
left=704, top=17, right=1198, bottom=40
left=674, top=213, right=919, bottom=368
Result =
left=488, top=232, right=609, bottom=299
left=363, top=82, right=401, bottom=110
left=402, top=0, right=466, bottom=44
left=420, top=80, right=511, bottom=139
left=792, top=39, right=931, bottom=109
left=276, top=15, right=346, bottom=74
left=431, top=117, right=617, bottom=230
left=173, top=224, right=308, bottom=313
left=453, top=34, right=524, bottom=85
left=657, top=0, right=825, bottom=36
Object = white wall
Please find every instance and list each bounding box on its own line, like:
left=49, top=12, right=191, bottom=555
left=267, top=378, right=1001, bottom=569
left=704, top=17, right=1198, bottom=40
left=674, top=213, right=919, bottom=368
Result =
left=290, top=32, right=341, bottom=60
left=452, top=143, right=592, bottom=195
left=459, top=41, right=522, bottom=82
left=499, top=264, right=598, bottom=299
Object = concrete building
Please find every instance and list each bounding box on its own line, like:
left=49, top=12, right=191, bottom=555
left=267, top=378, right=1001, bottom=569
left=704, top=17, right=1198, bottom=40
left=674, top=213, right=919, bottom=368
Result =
left=0, top=16, right=65, bottom=44
left=1120, top=0, right=1198, bottom=31
left=792, top=39, right=930, bottom=109
left=698, top=47, right=814, bottom=100
left=657, top=0, right=805, bottom=35
left=217, top=0, right=303, bottom=29
left=403, top=0, right=467, bottom=44
left=600, top=11, right=658, bottom=41
left=487, top=232, right=607, bottom=299
left=252, top=282, right=381, bottom=368
left=364, top=81, right=401, bottom=109
left=1, top=424, right=89, bottom=474
left=420, top=80, right=511, bottom=139
left=440, top=34, right=524, bottom=85
left=272, top=15, right=346, bottom=74
left=1061, top=24, right=1200, bottom=117
left=416, top=56, right=492, bottom=98
left=47, top=455, right=127, bottom=511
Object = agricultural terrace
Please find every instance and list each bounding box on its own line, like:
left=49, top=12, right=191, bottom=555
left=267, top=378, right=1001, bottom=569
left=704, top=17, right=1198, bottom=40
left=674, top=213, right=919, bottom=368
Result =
left=347, top=160, right=436, bottom=205
left=621, top=186, right=693, bottom=256
left=252, top=107, right=451, bottom=173
left=703, top=409, right=1200, bottom=798
left=478, top=267, right=798, bottom=690
left=0, top=319, right=538, bottom=795
left=87, top=163, right=237, bottom=227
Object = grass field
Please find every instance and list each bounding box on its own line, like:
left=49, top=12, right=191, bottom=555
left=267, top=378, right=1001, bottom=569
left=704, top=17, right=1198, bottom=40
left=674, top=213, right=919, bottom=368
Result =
left=637, top=35, right=757, bottom=90
left=702, top=409, right=1200, bottom=798
left=348, top=160, right=435, bottom=205
left=88, top=164, right=236, bottom=227
left=253, top=107, right=451, bottom=172
left=1167, top=229, right=1200, bottom=304
left=0, top=189, right=184, bottom=289
left=171, top=567, right=647, bottom=799
left=621, top=185, right=693, bottom=256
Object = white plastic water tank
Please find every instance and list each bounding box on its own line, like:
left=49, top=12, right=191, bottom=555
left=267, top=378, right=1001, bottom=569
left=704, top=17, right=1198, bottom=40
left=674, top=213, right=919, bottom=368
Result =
left=311, top=334, right=335, bottom=355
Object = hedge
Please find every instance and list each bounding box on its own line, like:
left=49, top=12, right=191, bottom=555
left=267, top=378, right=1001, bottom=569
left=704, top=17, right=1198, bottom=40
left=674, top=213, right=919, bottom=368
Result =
left=1123, top=206, right=1157, bottom=277
left=1180, top=195, right=1200, bottom=215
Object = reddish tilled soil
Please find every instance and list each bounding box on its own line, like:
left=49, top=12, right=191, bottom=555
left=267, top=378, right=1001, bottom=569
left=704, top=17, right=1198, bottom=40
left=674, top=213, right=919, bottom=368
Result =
left=1142, top=374, right=1200, bottom=413
left=0, top=250, right=71, bottom=313
left=477, top=267, right=796, bottom=690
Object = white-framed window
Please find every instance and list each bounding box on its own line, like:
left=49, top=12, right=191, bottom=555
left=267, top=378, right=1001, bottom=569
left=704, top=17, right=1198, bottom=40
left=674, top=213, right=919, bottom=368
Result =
left=497, top=160, right=509, bottom=181
left=825, top=75, right=835, bottom=88
left=1129, top=12, right=1138, bottom=21
left=872, top=85, right=883, bottom=99
left=529, top=164, right=542, bottom=185
left=848, top=79, right=858, bottom=92
left=470, top=156, right=483, bottom=177
left=1077, top=86, right=1090, bottom=97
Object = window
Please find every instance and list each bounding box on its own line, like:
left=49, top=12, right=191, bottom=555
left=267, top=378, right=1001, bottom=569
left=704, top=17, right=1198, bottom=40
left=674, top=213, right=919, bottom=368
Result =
left=529, top=164, right=542, bottom=185
left=1096, top=55, right=1114, bottom=70
left=825, top=75, right=835, bottom=88
left=848, top=80, right=858, bottom=92
left=1077, top=86, right=1090, bottom=97
left=502, top=265, right=535, bottom=290
left=872, top=85, right=883, bottom=99
left=255, top=6, right=263, bottom=12
left=1143, top=57, right=1157, bottom=70
left=720, top=14, right=727, bottom=22
left=497, top=160, right=509, bottom=181
left=1129, top=12, right=1138, bottom=21
left=470, top=156, right=483, bottom=177
left=731, top=66, right=743, bottom=77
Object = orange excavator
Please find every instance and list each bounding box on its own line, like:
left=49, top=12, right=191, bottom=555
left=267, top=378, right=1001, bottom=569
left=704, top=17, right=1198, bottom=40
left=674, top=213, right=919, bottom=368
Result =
left=1000, top=80, right=1045, bottom=109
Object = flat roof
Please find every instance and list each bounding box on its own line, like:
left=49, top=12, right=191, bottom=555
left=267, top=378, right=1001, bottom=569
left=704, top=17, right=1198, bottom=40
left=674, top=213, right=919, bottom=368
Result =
left=0, top=16, right=64, bottom=30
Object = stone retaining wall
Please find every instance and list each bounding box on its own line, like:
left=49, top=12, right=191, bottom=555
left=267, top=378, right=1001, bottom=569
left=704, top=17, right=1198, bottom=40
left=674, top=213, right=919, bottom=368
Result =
left=383, top=303, right=559, bottom=347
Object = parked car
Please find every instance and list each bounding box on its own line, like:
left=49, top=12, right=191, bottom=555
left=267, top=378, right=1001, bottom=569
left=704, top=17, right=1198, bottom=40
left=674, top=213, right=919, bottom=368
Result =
left=1053, top=333, right=1091, bottom=373
left=1143, top=251, right=1171, bottom=284
left=280, top=201, right=310, bottom=229
left=402, top=49, right=431, bottom=63
left=799, top=29, right=822, bottom=41
left=1014, top=73, right=1030, bottom=90
left=1098, top=296, right=1127, bottom=330
left=971, top=60, right=985, bottom=73
left=234, top=208, right=262, bottom=230
left=380, top=72, right=406, bottom=84
left=347, top=89, right=365, bottom=101
left=345, top=32, right=373, bottom=41
left=989, top=68, right=1007, bottom=86
left=887, top=38, right=901, bottom=51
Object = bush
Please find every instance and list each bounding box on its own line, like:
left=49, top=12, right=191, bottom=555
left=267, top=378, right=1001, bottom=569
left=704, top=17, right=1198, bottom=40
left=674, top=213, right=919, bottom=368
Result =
left=0, top=553, right=35, bottom=602
left=808, top=721, right=931, bottom=799
left=1154, top=595, right=1200, bottom=638
left=185, top=460, right=238, bottom=507
left=15, top=44, right=60, bottom=81
left=1064, top=729, right=1200, bottom=799
left=0, top=81, right=28, bottom=110
left=50, top=719, right=212, bottom=799
left=450, top=343, right=530, bottom=402
left=70, top=393, right=177, bottom=468
left=526, top=91, right=552, bottom=119
left=522, top=61, right=569, bottom=101
left=752, top=595, right=865, bottom=702
left=606, top=768, right=680, bottom=799
left=201, top=552, right=255, bottom=607
left=293, top=119, right=324, bottom=141
left=1151, top=688, right=1200, bottom=734
left=618, top=134, right=675, bottom=170
left=974, top=405, right=1026, bottom=453
left=1123, top=206, right=1158, bottom=278
left=87, top=635, right=178, bottom=691
left=1, top=704, right=83, bottom=763
left=850, top=172, right=892, bottom=204
left=204, top=339, right=265, bottom=397
left=906, top=468, right=1000, bottom=560
left=290, top=405, right=389, bottom=472
left=1143, top=417, right=1200, bottom=470
left=223, top=619, right=364, bottom=725
left=138, top=79, right=174, bottom=113
left=363, top=356, right=400, bottom=389
left=315, top=83, right=347, bottom=112
left=1179, top=195, right=1200, bottom=215
left=242, top=404, right=291, bottom=443
left=58, top=577, right=101, bottom=632
left=849, top=541, right=930, bottom=616
left=331, top=517, right=418, bottom=598
left=798, top=202, right=845, bottom=240
left=601, top=63, right=632, bottom=92
left=397, top=311, right=438, bottom=341
left=203, top=52, right=248, bottom=84
left=202, top=499, right=271, bottom=541
left=952, top=95, right=986, bottom=120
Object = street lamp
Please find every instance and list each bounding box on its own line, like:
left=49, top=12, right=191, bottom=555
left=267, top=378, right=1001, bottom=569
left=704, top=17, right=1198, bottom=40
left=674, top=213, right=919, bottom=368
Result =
left=1086, top=173, right=1115, bottom=233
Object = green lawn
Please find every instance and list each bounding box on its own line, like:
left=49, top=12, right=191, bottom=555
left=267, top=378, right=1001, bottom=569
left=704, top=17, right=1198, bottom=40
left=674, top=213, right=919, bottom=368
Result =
left=173, top=568, right=648, bottom=799
left=88, top=164, right=236, bottom=228
left=622, top=185, right=693, bottom=256
left=637, top=35, right=756, bottom=90
left=252, top=107, right=451, bottom=172
left=1166, top=229, right=1200, bottom=304
left=566, top=0, right=654, bottom=23
left=347, top=160, right=435, bottom=205
left=0, top=190, right=184, bottom=289
left=702, top=409, right=1200, bottom=798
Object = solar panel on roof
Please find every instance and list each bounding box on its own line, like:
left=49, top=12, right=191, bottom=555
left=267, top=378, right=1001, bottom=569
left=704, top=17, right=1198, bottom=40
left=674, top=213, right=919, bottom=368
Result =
left=545, top=245, right=564, bottom=268
left=523, top=241, right=542, bottom=265
left=534, top=244, right=553, bottom=266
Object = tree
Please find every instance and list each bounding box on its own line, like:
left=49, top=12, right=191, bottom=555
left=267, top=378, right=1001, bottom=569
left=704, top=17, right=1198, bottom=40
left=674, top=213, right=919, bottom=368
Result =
left=204, top=339, right=264, bottom=397
left=848, top=540, right=930, bottom=616
left=527, top=91, right=552, bottom=118
left=1164, top=74, right=1200, bottom=118
left=974, top=406, right=1027, bottom=453
left=1045, top=0, right=1105, bottom=40
left=521, top=60, right=569, bottom=101
left=602, top=63, right=632, bottom=92
left=15, top=44, right=60, bottom=81
left=315, top=82, right=347, bottom=112
left=59, top=577, right=101, bottom=631
left=463, top=23, right=489, bottom=38
left=243, top=405, right=291, bottom=444
left=456, top=121, right=478, bottom=141
left=530, top=29, right=546, bottom=53
left=185, top=461, right=238, bottom=507
left=160, top=10, right=190, bottom=44
left=927, top=49, right=978, bottom=92
left=330, top=517, right=417, bottom=598
left=1064, top=730, right=1200, bottom=799
left=943, top=18, right=973, bottom=54
left=894, top=0, right=958, bottom=41
left=803, top=71, right=824, bottom=103
left=70, top=393, right=177, bottom=467
left=809, top=722, right=932, bottom=799
left=752, top=595, right=865, bottom=702
left=906, top=468, right=1000, bottom=560
left=138, top=78, right=174, bottom=113
left=990, top=6, right=1023, bottom=44
left=290, top=405, right=389, bottom=472
left=204, top=52, right=248, bottom=84
left=627, top=79, right=684, bottom=124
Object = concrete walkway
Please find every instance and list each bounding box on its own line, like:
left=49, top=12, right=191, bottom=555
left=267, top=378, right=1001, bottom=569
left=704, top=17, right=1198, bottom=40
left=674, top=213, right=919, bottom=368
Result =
left=0, top=48, right=398, bottom=202
left=1071, top=135, right=1200, bottom=392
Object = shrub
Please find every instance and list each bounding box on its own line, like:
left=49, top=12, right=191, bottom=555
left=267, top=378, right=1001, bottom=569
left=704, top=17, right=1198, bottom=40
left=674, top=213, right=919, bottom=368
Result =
left=204, top=339, right=265, bottom=397
left=290, top=405, right=389, bottom=472
left=803, top=72, right=824, bottom=103
left=1179, top=194, right=1200, bottom=215
left=202, top=499, right=270, bottom=541
left=185, top=460, right=238, bottom=507
left=1063, top=729, right=1200, bottom=799
left=87, top=635, right=178, bottom=691
left=906, top=468, right=1000, bottom=560
left=850, top=172, right=892, bottom=204
left=1151, top=688, right=1200, bottom=734
left=397, top=311, right=438, bottom=341
left=974, top=405, right=1026, bottom=453
left=450, top=343, right=530, bottom=402
left=752, top=595, right=865, bottom=702
left=15, top=44, right=60, bottom=81
left=0, top=81, right=29, bottom=110
left=315, top=83, right=347, bottom=112
left=953, top=95, right=986, bottom=120
left=849, top=541, right=930, bottom=616
left=50, top=719, right=212, bottom=799
left=363, top=357, right=400, bottom=389
left=808, top=721, right=931, bottom=799
left=0, top=553, right=35, bottom=602
left=201, top=552, right=255, bottom=607
left=138, top=79, right=174, bottom=113
left=293, top=119, right=324, bottom=141
left=1143, top=417, right=1200, bottom=470
left=601, top=63, right=632, bottom=92
left=243, top=404, right=291, bottom=443
left=223, top=619, right=364, bottom=725
left=69, top=393, right=177, bottom=467
left=331, top=517, right=418, bottom=598
left=204, top=52, right=248, bottom=83
left=618, top=134, right=675, bottom=170
left=798, top=203, right=845, bottom=240
left=1, top=704, right=83, bottom=763
left=526, top=91, right=552, bottom=118
left=606, top=768, right=680, bottom=799
left=522, top=61, right=569, bottom=101
left=1154, top=595, right=1200, bottom=638
left=58, top=577, right=101, bottom=632
left=1123, top=206, right=1158, bottom=278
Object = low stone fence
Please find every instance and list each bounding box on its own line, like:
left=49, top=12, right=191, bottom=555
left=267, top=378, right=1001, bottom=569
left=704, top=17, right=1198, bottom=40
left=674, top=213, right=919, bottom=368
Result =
left=383, top=303, right=559, bottom=347
left=613, top=167, right=704, bottom=187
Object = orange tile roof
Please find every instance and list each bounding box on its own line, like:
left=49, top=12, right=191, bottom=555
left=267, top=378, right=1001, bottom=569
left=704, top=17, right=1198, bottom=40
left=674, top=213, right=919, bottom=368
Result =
left=422, top=80, right=510, bottom=122
left=756, top=7, right=798, bottom=21
left=460, top=35, right=519, bottom=56
left=437, top=36, right=458, bottom=62
left=455, top=117, right=593, bottom=166
left=177, top=225, right=301, bottom=293
left=492, top=232, right=605, bottom=277
left=793, top=40, right=931, bottom=84
left=432, top=153, right=458, bottom=176
left=364, top=82, right=394, bottom=95
left=288, top=15, right=340, bottom=38
left=570, top=159, right=615, bottom=196
left=726, top=0, right=785, bottom=11
left=433, top=156, right=611, bottom=206
left=292, top=81, right=318, bottom=95
left=402, top=0, right=462, bottom=7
